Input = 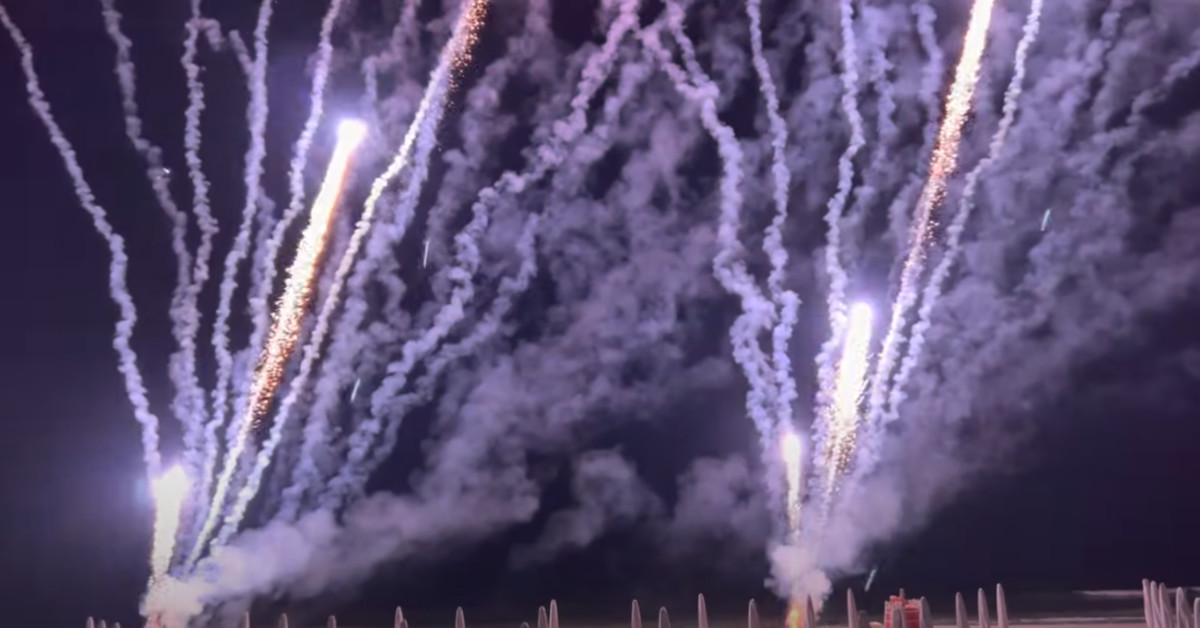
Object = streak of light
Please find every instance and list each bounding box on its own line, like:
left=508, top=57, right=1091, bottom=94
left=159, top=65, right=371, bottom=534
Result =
left=149, top=465, right=189, bottom=582
left=823, top=301, right=874, bottom=489
left=188, top=118, right=367, bottom=566
left=350, top=377, right=362, bottom=403
left=451, top=0, right=488, bottom=74
left=869, top=0, right=996, bottom=429
left=787, top=601, right=804, bottom=628
left=781, top=429, right=804, bottom=538
left=1041, top=208, right=1052, bottom=231
left=246, top=118, right=368, bottom=427
left=422, top=238, right=430, bottom=268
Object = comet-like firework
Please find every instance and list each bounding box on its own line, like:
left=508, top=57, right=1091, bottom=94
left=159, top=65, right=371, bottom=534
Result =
left=781, top=430, right=804, bottom=538
left=867, top=0, right=997, bottom=431
left=821, top=302, right=874, bottom=493
left=149, top=466, right=189, bottom=584
left=187, top=118, right=368, bottom=565
left=251, top=120, right=367, bottom=427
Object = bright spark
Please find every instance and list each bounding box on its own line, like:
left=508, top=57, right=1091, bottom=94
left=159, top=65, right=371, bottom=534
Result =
left=903, top=0, right=995, bottom=271
left=148, top=465, right=188, bottom=582
left=350, top=377, right=362, bottom=403
left=870, top=0, right=996, bottom=426
left=451, top=0, right=488, bottom=74
left=247, top=118, right=367, bottom=426
left=823, top=301, right=874, bottom=487
left=781, top=429, right=804, bottom=537
left=1041, top=208, right=1052, bottom=231
left=189, top=119, right=367, bottom=565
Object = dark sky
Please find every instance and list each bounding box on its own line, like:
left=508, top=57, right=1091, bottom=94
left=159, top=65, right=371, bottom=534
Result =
left=1, top=1, right=1199, bottom=627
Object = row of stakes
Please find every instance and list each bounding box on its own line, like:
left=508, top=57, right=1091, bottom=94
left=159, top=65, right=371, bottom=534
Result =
left=85, top=581, right=1188, bottom=628
left=1143, top=580, right=1199, bottom=628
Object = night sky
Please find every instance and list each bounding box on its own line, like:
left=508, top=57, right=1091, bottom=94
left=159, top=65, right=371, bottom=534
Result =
left=1, top=1, right=1199, bottom=627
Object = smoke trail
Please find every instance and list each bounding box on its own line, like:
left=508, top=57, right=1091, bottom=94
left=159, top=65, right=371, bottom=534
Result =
left=866, top=0, right=996, bottom=435
left=324, top=216, right=541, bottom=510
left=322, top=0, right=643, bottom=507
left=182, top=0, right=224, bottom=511
left=745, top=0, right=802, bottom=441
left=97, top=0, right=210, bottom=484
left=207, top=0, right=274, bottom=466
left=0, top=4, right=162, bottom=478
left=246, top=0, right=347, bottom=377
left=841, top=5, right=898, bottom=256
left=362, top=0, right=420, bottom=117
left=214, top=0, right=491, bottom=543
left=642, top=1, right=783, bottom=513
left=887, top=1, right=944, bottom=249
left=212, top=122, right=367, bottom=546
left=819, top=302, right=874, bottom=498
left=282, top=0, right=637, bottom=516
left=813, top=0, right=866, bottom=413
left=884, top=0, right=1044, bottom=427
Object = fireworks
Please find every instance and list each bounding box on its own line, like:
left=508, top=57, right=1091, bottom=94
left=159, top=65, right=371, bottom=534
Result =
left=1, top=0, right=1055, bottom=618
left=149, top=466, right=189, bottom=583
left=869, top=0, right=997, bottom=430
left=822, top=302, right=874, bottom=490
left=451, top=0, right=489, bottom=74
left=187, top=117, right=369, bottom=565
left=248, top=118, right=368, bottom=427
left=781, top=430, right=805, bottom=538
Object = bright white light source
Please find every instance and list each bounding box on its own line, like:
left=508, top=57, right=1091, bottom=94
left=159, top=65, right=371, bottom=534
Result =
left=781, top=430, right=803, bottom=471
left=336, top=118, right=368, bottom=146
left=151, top=464, right=190, bottom=502
left=848, top=301, right=874, bottom=328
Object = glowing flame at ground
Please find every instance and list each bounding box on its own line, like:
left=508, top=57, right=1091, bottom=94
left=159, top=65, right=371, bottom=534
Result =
left=189, top=119, right=367, bottom=564
left=149, top=465, right=188, bottom=582
left=786, top=601, right=804, bottom=628
left=823, top=301, right=874, bottom=488
left=781, top=429, right=804, bottom=537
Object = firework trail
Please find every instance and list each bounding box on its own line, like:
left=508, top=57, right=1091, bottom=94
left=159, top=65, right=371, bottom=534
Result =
left=190, top=119, right=368, bottom=561
left=0, top=3, right=163, bottom=479
left=867, top=0, right=996, bottom=433
left=246, top=0, right=347, bottom=381
left=887, top=1, right=944, bottom=256
left=182, top=0, right=223, bottom=500
left=149, top=466, right=190, bottom=582
left=844, top=6, right=898, bottom=240
left=322, top=0, right=642, bottom=509
left=325, top=218, right=541, bottom=510
left=820, top=302, right=874, bottom=493
left=813, top=0, right=866, bottom=413
left=209, top=0, right=274, bottom=459
left=208, top=0, right=492, bottom=544
left=288, top=0, right=657, bottom=516
left=98, top=1, right=209, bottom=470
left=362, top=0, right=420, bottom=117
left=643, top=0, right=785, bottom=514
left=746, top=0, right=801, bottom=445
left=885, top=0, right=1044, bottom=425
left=780, top=430, right=804, bottom=538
